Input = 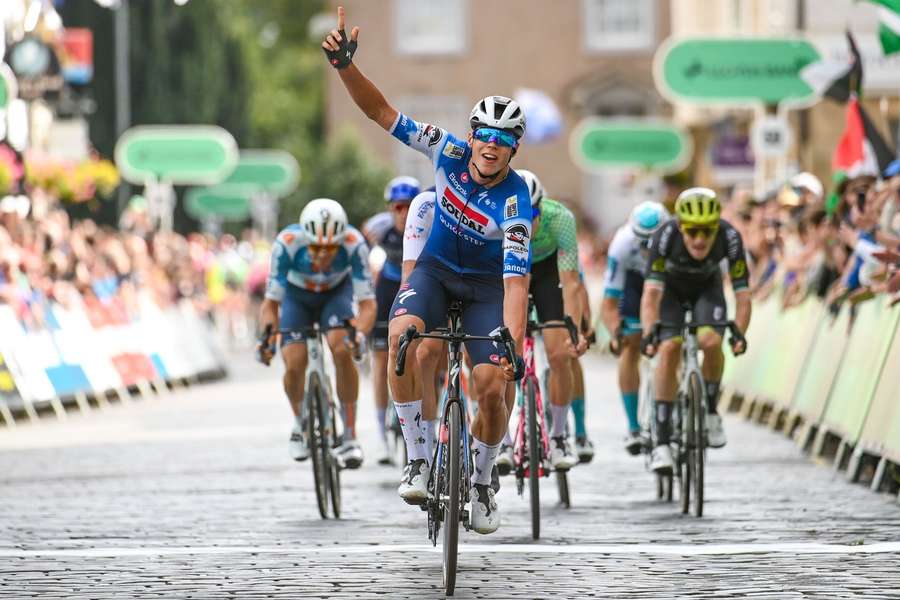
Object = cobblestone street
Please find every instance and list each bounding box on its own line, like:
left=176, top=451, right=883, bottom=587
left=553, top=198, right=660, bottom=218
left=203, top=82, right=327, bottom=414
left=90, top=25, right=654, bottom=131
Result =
left=1, top=353, right=899, bottom=598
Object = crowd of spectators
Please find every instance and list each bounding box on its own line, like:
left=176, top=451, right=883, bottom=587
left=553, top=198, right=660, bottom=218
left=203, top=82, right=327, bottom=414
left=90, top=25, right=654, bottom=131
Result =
left=0, top=195, right=269, bottom=346
left=722, top=160, right=900, bottom=315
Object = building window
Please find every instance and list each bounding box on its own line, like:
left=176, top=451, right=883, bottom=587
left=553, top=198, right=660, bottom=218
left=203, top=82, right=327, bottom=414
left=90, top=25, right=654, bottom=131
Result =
left=393, top=95, right=468, bottom=186
left=583, top=0, right=655, bottom=52
left=394, top=0, right=466, bottom=56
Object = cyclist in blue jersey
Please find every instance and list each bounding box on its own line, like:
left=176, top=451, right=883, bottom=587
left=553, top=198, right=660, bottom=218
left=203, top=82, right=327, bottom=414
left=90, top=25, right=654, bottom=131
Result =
left=363, top=176, right=421, bottom=465
left=323, top=6, right=532, bottom=534
left=258, top=198, right=376, bottom=469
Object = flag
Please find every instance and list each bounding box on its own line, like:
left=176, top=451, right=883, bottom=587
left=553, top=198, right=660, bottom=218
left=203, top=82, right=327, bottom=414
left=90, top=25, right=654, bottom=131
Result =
left=799, top=31, right=862, bottom=103
left=514, top=88, right=563, bottom=144
left=865, top=0, right=900, bottom=55
left=832, top=96, right=895, bottom=176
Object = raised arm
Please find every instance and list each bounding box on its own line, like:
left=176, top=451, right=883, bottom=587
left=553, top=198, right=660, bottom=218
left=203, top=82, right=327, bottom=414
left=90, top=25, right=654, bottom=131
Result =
left=322, top=6, right=398, bottom=131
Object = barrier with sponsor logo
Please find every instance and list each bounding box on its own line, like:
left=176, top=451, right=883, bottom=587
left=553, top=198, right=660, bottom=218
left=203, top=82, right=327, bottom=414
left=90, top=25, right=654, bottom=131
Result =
left=0, top=292, right=225, bottom=424
left=724, top=292, right=900, bottom=496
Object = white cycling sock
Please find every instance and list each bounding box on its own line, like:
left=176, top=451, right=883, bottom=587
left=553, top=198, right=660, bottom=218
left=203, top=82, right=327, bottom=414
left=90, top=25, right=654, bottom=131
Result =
left=423, top=419, right=439, bottom=459
left=293, top=413, right=304, bottom=430
left=502, top=430, right=513, bottom=447
left=550, top=403, right=569, bottom=438
left=376, top=407, right=388, bottom=448
left=394, top=400, right=429, bottom=463
left=471, top=437, right=501, bottom=486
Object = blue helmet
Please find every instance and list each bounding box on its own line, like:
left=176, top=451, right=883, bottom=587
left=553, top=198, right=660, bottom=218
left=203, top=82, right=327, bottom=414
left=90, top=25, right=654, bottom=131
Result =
left=629, top=201, right=668, bottom=242
left=384, top=176, right=421, bottom=202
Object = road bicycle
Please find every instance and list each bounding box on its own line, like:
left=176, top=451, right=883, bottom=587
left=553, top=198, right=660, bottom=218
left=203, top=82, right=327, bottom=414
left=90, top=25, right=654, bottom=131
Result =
left=513, top=299, right=578, bottom=540
left=646, top=309, right=743, bottom=517
left=395, top=301, right=517, bottom=596
left=258, top=321, right=359, bottom=519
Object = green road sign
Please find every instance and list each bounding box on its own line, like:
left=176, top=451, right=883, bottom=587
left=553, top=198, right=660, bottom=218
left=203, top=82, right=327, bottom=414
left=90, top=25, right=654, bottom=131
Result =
left=185, top=185, right=252, bottom=221
left=655, top=38, right=821, bottom=104
left=0, top=64, right=17, bottom=110
left=114, top=125, right=238, bottom=185
left=569, top=119, right=692, bottom=173
left=224, top=150, right=300, bottom=197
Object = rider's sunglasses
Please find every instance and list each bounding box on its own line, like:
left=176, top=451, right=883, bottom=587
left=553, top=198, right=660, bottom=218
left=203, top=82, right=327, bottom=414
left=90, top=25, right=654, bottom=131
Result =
left=390, top=202, right=411, bottom=213
left=682, top=225, right=718, bottom=239
left=472, top=127, right=518, bottom=148
left=309, top=243, right=339, bottom=255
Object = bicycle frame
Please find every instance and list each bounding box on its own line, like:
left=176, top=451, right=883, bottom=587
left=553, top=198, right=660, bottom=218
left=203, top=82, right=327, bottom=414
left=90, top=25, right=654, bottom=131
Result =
left=513, top=332, right=550, bottom=479
left=302, top=326, right=345, bottom=462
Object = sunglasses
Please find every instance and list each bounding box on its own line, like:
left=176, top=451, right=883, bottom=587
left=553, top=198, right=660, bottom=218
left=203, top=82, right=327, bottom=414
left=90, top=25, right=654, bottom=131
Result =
left=309, top=243, right=339, bottom=255
left=390, top=202, right=411, bottom=212
left=472, top=127, right=518, bottom=148
left=682, top=225, right=718, bottom=239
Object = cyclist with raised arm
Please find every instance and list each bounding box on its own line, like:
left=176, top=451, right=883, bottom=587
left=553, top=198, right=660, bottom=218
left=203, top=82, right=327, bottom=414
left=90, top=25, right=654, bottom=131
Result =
left=258, top=199, right=376, bottom=469
left=363, top=176, right=421, bottom=465
left=640, top=188, right=751, bottom=473
left=601, top=201, right=669, bottom=455
left=322, top=6, right=532, bottom=534
left=496, top=170, right=589, bottom=474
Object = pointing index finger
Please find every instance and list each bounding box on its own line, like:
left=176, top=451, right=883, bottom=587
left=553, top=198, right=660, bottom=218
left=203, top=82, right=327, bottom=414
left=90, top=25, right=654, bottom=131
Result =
left=337, top=5, right=345, bottom=30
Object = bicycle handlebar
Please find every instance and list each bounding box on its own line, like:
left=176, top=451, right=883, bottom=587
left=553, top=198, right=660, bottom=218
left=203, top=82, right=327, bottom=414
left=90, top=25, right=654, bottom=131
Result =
left=255, top=324, right=277, bottom=366
left=394, top=325, right=519, bottom=377
left=527, top=315, right=579, bottom=347
left=646, top=319, right=746, bottom=354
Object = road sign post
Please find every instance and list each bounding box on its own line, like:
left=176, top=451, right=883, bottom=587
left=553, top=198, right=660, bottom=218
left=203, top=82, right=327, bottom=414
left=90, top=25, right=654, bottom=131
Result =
left=114, top=126, right=239, bottom=232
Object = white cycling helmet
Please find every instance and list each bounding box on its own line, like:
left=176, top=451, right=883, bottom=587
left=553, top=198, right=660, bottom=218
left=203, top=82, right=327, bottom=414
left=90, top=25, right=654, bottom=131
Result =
left=299, top=198, right=348, bottom=244
left=516, top=169, right=545, bottom=208
left=470, top=95, right=526, bottom=139
left=629, top=201, right=668, bottom=242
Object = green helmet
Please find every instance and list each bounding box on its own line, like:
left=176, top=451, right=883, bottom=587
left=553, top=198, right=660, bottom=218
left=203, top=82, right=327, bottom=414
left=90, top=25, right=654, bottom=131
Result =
left=674, top=187, right=720, bottom=227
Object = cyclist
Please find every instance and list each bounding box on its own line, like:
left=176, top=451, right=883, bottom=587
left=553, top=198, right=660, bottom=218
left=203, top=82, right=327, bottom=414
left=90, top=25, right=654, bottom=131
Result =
left=600, top=201, right=669, bottom=455
left=323, top=6, right=532, bottom=534
left=496, top=170, right=589, bottom=474
left=257, top=198, right=376, bottom=469
left=640, top=188, right=751, bottom=473
left=363, top=176, right=421, bottom=465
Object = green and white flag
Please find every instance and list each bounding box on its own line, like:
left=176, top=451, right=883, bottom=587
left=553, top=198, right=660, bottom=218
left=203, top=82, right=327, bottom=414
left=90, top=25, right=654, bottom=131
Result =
left=866, top=0, right=900, bottom=55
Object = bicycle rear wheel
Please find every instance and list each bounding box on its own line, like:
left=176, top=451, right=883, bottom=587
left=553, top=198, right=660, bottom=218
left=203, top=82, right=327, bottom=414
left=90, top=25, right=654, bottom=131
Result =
left=442, top=401, right=461, bottom=596
left=328, top=398, right=342, bottom=518
left=307, top=373, right=330, bottom=519
left=689, top=372, right=705, bottom=517
left=526, top=378, right=541, bottom=540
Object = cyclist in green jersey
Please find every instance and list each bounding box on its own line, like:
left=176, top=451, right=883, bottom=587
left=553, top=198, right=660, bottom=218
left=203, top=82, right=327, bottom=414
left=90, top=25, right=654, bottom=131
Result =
left=496, top=170, right=591, bottom=473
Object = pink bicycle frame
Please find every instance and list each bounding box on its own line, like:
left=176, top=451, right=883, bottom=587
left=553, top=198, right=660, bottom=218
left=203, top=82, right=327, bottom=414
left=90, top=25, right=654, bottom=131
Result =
left=512, top=332, right=551, bottom=477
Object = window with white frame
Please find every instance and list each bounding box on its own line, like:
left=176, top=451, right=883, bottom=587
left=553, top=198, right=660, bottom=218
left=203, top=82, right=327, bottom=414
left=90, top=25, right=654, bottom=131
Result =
left=394, top=0, right=466, bottom=56
left=393, top=95, right=469, bottom=186
left=583, top=0, right=655, bottom=52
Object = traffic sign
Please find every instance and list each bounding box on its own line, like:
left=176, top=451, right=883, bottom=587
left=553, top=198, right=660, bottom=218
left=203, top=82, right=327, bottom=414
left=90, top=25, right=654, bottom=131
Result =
left=224, top=150, right=300, bottom=197
left=114, top=125, right=238, bottom=185
left=569, top=119, right=692, bottom=174
left=751, top=116, right=791, bottom=158
left=185, top=185, right=252, bottom=221
left=654, top=38, right=821, bottom=105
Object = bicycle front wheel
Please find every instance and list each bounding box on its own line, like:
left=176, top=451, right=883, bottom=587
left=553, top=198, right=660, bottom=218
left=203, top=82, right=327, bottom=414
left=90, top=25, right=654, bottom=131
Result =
left=443, top=401, right=461, bottom=596
left=328, top=398, right=342, bottom=518
left=526, top=378, right=541, bottom=540
left=307, top=372, right=330, bottom=519
left=689, top=372, right=705, bottom=517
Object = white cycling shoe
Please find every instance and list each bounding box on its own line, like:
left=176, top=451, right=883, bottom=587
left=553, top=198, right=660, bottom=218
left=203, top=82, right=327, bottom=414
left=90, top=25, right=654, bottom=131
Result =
left=398, top=459, right=429, bottom=504
left=650, top=444, right=674, bottom=474
left=550, top=436, right=578, bottom=471
left=471, top=483, right=500, bottom=534
left=336, top=439, right=364, bottom=469
left=706, top=413, right=727, bottom=448
left=289, top=425, right=309, bottom=462
left=496, top=443, right=514, bottom=476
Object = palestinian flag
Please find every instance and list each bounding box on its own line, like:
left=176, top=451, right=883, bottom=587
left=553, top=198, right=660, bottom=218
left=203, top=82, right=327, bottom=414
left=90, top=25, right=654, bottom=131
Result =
left=800, top=31, right=862, bottom=103
left=865, top=0, right=900, bottom=55
left=832, top=95, right=895, bottom=176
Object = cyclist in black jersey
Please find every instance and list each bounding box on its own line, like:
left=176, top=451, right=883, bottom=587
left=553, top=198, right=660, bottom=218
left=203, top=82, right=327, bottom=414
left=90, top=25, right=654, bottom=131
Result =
left=363, top=176, right=421, bottom=465
left=640, top=188, right=752, bottom=473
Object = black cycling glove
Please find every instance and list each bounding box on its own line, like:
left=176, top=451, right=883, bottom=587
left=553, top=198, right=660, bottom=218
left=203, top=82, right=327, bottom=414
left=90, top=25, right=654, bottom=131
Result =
left=640, top=333, right=657, bottom=357
left=323, top=29, right=357, bottom=69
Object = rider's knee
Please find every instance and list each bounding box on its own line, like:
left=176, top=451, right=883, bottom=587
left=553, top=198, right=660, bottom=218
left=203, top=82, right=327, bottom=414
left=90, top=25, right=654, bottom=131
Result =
left=330, top=342, right=352, bottom=363
left=547, top=345, right=570, bottom=370
left=659, top=339, right=681, bottom=360
left=416, top=339, right=441, bottom=368
left=698, top=330, right=723, bottom=354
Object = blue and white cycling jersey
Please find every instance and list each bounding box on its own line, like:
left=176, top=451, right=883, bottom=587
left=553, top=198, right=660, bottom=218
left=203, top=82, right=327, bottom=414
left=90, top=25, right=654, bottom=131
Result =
left=603, top=225, right=648, bottom=299
left=390, top=113, right=532, bottom=278
left=265, top=223, right=375, bottom=301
